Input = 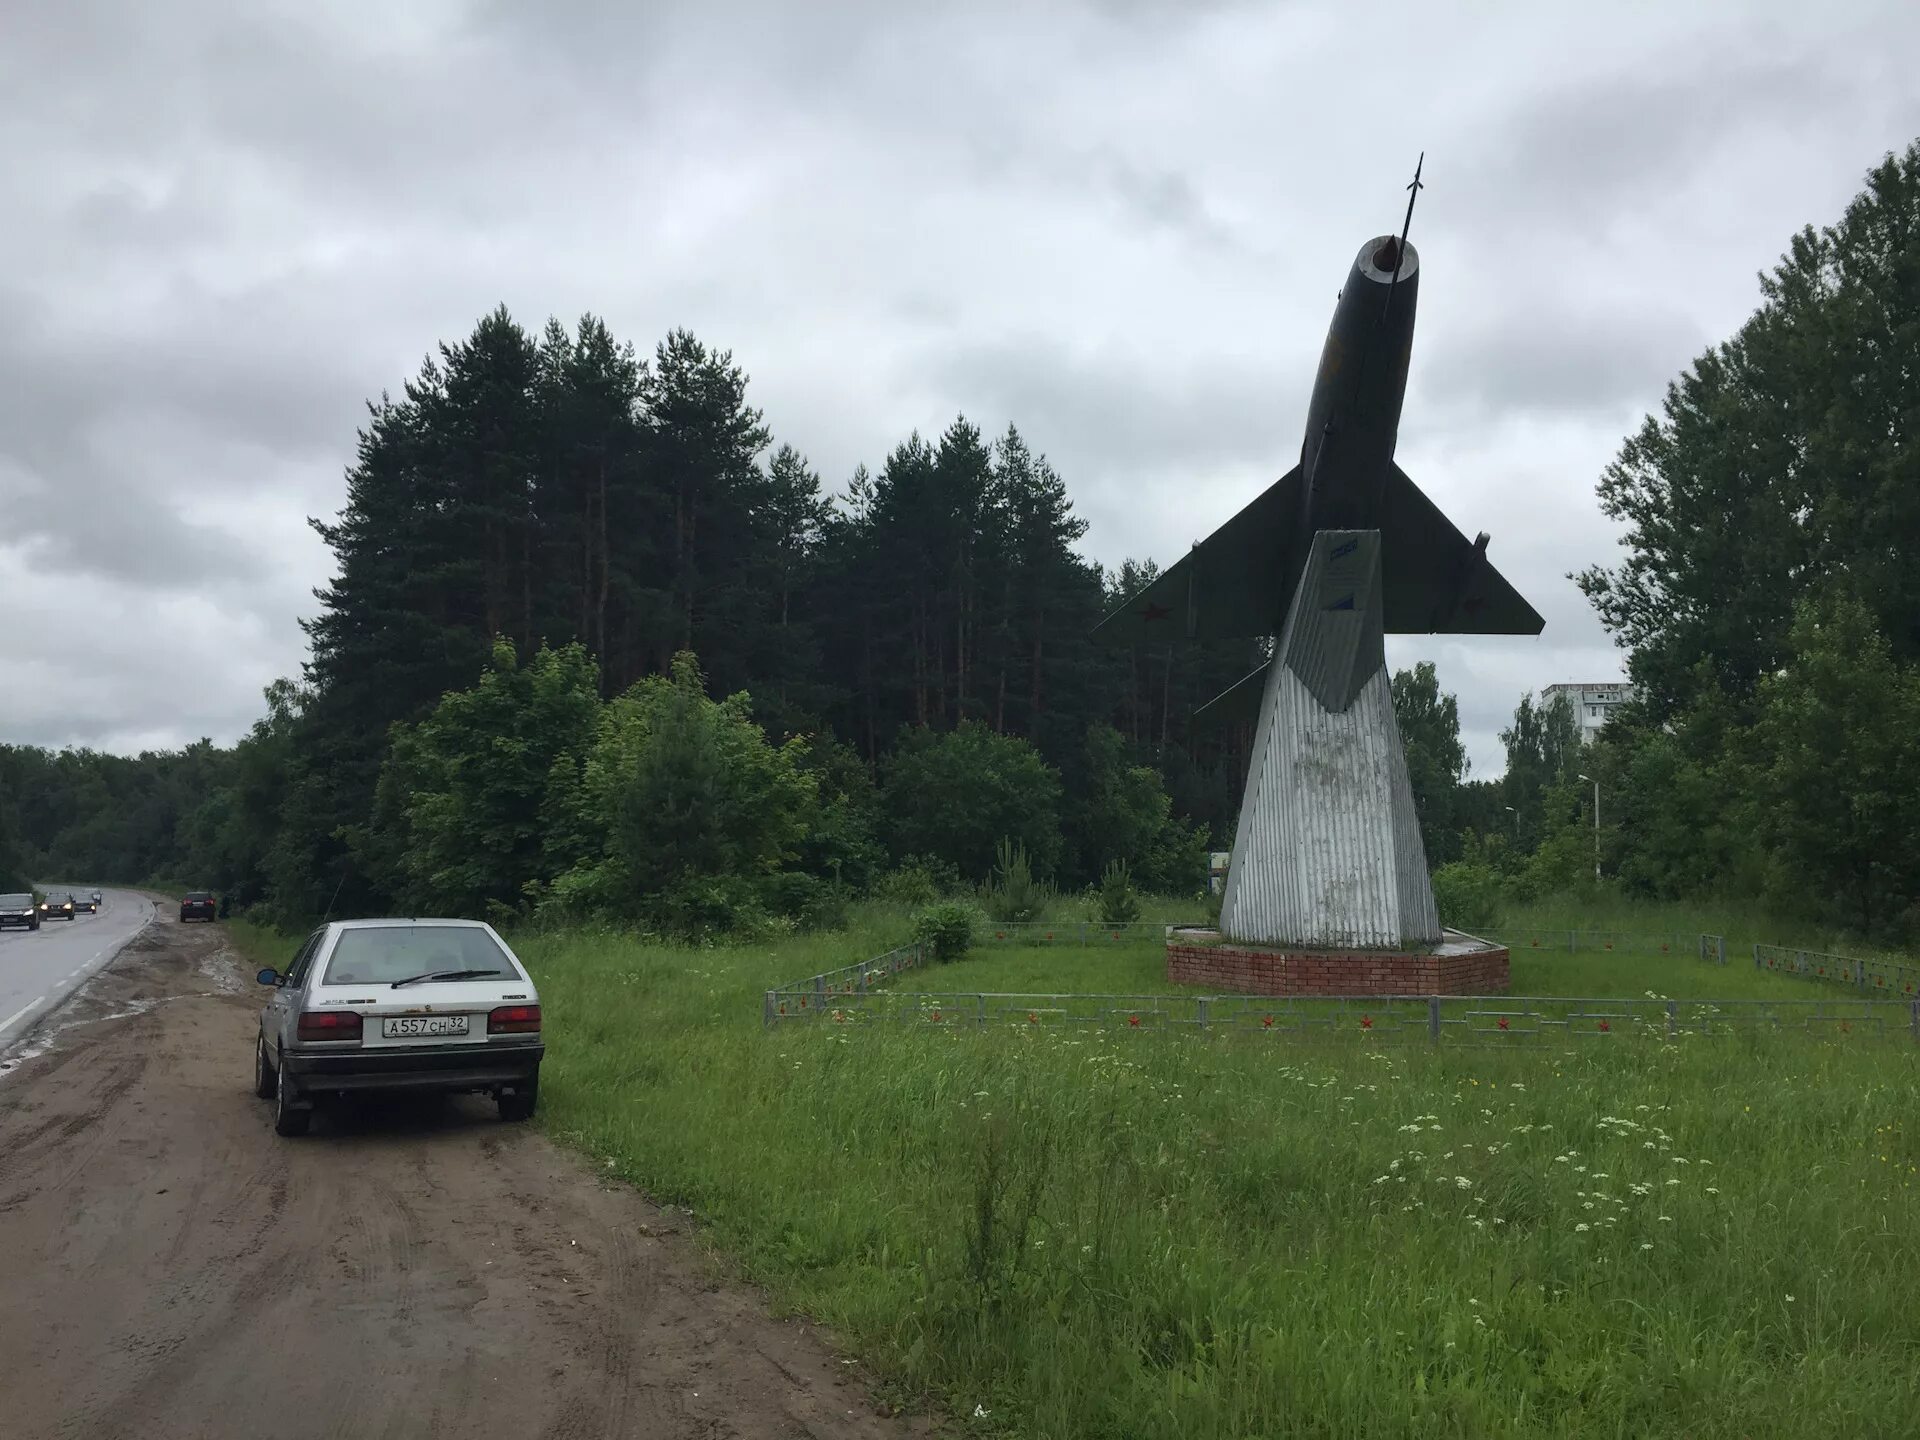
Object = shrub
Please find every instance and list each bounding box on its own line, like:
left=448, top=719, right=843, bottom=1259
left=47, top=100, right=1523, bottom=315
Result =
left=872, top=856, right=963, bottom=907
left=982, top=837, right=1054, bottom=923
left=1430, top=859, right=1504, bottom=931
left=881, top=721, right=1064, bottom=881
left=914, top=901, right=978, bottom=962
left=1098, top=859, right=1142, bottom=926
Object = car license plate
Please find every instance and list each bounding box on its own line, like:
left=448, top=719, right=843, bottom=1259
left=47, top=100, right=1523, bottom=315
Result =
left=383, top=1015, right=470, bottom=1038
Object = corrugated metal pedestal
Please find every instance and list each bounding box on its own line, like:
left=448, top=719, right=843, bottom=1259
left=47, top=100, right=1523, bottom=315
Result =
left=1219, top=528, right=1442, bottom=950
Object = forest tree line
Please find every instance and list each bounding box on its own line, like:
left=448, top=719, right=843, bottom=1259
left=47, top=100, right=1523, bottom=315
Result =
left=4, top=140, right=1915, bottom=939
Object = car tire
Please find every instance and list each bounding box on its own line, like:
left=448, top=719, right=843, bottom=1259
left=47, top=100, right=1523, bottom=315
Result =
left=253, top=1035, right=277, bottom=1100
left=273, top=1057, right=310, bottom=1137
left=498, top=1078, right=539, bottom=1122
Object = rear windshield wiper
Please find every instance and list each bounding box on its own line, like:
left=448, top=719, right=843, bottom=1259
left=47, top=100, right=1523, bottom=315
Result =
left=389, top=968, right=504, bottom=989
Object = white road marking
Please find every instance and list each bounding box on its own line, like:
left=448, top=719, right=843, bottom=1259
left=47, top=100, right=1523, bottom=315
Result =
left=0, top=1003, right=32, bottom=1033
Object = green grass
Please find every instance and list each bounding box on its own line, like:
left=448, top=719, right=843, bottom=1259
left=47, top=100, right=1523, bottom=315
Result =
left=228, top=908, right=1920, bottom=1436
left=1490, top=894, right=1912, bottom=964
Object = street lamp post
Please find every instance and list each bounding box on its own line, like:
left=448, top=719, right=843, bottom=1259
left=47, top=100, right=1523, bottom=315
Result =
left=1576, top=773, right=1600, bottom=884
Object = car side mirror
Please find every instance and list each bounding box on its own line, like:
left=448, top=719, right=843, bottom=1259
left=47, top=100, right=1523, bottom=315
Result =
left=256, top=968, right=281, bottom=987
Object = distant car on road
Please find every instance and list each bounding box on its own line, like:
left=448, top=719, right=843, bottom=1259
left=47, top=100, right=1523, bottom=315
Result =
left=253, top=918, right=544, bottom=1137
left=0, top=893, right=39, bottom=930
left=41, top=891, right=76, bottom=921
left=75, top=893, right=98, bottom=914
left=180, top=892, right=217, bottom=923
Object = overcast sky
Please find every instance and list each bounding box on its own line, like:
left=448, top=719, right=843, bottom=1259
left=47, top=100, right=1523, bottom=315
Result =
left=4, top=0, right=1916, bottom=776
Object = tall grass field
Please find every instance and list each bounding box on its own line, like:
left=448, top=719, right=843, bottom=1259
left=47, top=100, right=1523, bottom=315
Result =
left=234, top=911, right=1920, bottom=1436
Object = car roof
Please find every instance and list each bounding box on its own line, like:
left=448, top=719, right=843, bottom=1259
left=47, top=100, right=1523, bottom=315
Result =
left=326, top=917, right=497, bottom=931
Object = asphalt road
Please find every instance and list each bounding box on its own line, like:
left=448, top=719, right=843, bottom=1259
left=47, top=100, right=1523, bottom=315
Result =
left=0, top=908, right=932, bottom=1440
left=0, top=885, right=155, bottom=1049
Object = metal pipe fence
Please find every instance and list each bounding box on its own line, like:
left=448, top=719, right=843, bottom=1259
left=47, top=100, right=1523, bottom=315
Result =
left=1485, top=929, right=1692, bottom=956
left=1754, top=943, right=1920, bottom=998
left=974, top=919, right=1208, bottom=945
left=760, top=941, right=929, bottom=1025
left=764, top=987, right=1920, bottom=1044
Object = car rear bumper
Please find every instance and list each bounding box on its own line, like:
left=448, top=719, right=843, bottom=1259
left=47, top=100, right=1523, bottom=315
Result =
left=0, top=917, right=36, bottom=927
left=281, top=1040, right=544, bottom=1095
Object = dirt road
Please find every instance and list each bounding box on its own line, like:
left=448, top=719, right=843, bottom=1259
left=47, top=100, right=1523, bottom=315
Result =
left=0, top=911, right=933, bottom=1440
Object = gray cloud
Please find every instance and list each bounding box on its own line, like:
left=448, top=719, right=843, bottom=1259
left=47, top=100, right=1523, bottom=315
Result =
left=1416, top=299, right=1708, bottom=424
left=3, top=0, right=1918, bottom=777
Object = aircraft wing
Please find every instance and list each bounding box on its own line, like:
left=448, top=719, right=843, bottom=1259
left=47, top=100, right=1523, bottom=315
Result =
left=1379, top=462, right=1544, bottom=635
left=1092, top=465, right=1302, bottom=644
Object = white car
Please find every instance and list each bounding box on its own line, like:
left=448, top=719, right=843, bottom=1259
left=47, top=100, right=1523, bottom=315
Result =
left=253, top=918, right=543, bottom=1137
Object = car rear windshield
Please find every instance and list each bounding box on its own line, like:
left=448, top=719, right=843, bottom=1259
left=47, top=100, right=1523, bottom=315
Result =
left=320, top=926, right=520, bottom=987
left=1, top=894, right=30, bottom=907
left=185, top=892, right=213, bottom=901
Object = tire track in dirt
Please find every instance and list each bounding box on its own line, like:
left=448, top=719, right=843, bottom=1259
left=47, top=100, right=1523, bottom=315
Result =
left=0, top=915, right=940, bottom=1440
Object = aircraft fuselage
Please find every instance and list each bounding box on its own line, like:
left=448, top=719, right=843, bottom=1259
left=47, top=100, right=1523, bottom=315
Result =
left=1282, top=236, right=1420, bottom=616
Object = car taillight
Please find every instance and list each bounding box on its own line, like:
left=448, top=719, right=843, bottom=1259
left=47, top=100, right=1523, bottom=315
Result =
left=488, top=1004, right=541, bottom=1035
left=297, top=1010, right=363, bottom=1043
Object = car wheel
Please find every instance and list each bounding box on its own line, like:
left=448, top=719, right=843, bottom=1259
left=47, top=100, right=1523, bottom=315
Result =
left=253, top=1035, right=277, bottom=1100
left=498, top=1078, right=539, bottom=1122
left=273, top=1056, right=310, bottom=1137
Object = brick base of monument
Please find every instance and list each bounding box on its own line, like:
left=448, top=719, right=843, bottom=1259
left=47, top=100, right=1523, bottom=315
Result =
left=1166, top=933, right=1510, bottom=996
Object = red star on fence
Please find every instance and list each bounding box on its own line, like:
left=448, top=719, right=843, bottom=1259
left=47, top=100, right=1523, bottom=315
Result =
left=1497, top=1017, right=1509, bottom=1030
left=930, top=1010, right=942, bottom=1023
left=1128, top=1014, right=1141, bottom=1027
left=1262, top=1015, right=1274, bottom=1028
left=1139, top=602, right=1173, bottom=623
left=1597, top=1020, right=1611, bottom=1033
left=1360, top=1015, right=1373, bottom=1030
